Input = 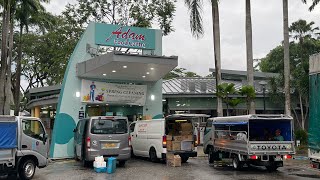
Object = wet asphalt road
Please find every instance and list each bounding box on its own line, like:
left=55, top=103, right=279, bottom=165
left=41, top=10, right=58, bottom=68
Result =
left=26, top=157, right=320, bottom=180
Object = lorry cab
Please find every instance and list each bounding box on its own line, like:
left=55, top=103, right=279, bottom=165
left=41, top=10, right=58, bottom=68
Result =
left=0, top=116, right=48, bottom=180
left=73, top=116, right=131, bottom=167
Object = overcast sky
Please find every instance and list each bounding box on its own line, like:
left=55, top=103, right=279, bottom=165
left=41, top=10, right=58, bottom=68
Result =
left=43, top=0, right=320, bottom=77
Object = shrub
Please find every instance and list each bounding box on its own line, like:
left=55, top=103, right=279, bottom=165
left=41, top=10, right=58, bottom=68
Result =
left=294, top=129, right=308, bottom=145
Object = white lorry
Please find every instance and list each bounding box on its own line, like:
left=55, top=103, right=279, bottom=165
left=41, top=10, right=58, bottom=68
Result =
left=203, top=115, right=295, bottom=171
left=0, top=116, right=49, bottom=179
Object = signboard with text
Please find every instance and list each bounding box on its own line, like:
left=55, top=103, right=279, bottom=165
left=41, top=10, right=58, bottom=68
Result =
left=81, top=80, right=147, bottom=106
left=95, top=23, right=156, bottom=50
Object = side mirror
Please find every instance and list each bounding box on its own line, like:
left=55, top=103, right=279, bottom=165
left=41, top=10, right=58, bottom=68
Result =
left=41, top=133, right=48, bottom=144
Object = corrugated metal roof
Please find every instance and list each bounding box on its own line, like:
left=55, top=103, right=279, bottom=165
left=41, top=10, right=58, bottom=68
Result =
left=162, top=77, right=269, bottom=94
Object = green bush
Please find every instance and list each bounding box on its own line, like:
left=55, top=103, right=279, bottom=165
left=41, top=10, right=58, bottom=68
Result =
left=294, top=129, right=308, bottom=145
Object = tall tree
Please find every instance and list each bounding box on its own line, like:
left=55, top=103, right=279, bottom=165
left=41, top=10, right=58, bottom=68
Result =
left=239, top=85, right=256, bottom=115
left=14, top=0, right=50, bottom=115
left=217, top=83, right=237, bottom=116
left=283, top=0, right=291, bottom=116
left=245, top=0, right=255, bottom=114
left=184, top=0, right=223, bottom=116
left=0, top=0, right=13, bottom=115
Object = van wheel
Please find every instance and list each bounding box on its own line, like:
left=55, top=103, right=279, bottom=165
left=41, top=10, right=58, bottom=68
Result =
left=74, top=148, right=79, bottom=161
left=208, top=147, right=215, bottom=164
left=82, top=159, right=91, bottom=167
left=149, top=147, right=159, bottom=163
left=180, top=155, right=189, bottom=163
left=19, top=159, right=36, bottom=180
left=118, top=161, right=126, bottom=167
left=232, top=156, right=243, bottom=170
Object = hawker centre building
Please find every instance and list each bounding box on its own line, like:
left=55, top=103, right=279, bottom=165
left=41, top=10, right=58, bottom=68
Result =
left=28, top=22, right=179, bottom=159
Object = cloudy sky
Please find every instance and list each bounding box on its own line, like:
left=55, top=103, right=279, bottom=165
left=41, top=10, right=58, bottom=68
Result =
left=44, top=0, right=320, bottom=77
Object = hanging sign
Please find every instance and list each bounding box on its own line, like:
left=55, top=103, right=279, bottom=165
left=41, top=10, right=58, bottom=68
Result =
left=81, top=80, right=147, bottom=106
left=95, top=23, right=156, bottom=50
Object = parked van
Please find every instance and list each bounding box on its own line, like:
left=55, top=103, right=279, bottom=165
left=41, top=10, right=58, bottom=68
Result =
left=129, top=114, right=197, bottom=163
left=73, top=116, right=131, bottom=167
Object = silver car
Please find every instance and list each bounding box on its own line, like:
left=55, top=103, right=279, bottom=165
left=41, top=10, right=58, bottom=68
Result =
left=73, top=116, right=131, bottom=167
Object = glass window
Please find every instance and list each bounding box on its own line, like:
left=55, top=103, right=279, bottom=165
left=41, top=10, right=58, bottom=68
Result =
left=22, top=119, right=45, bottom=141
left=91, top=119, right=128, bottom=134
left=130, top=123, right=136, bottom=133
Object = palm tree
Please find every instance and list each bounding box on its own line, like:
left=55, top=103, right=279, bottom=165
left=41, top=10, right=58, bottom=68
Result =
left=184, top=0, right=223, bottom=116
left=289, top=19, right=319, bottom=43
left=239, top=85, right=256, bottom=114
left=14, top=0, right=50, bottom=115
left=217, top=83, right=237, bottom=116
left=246, top=0, right=255, bottom=114
left=283, top=0, right=291, bottom=116
left=302, top=0, right=320, bottom=11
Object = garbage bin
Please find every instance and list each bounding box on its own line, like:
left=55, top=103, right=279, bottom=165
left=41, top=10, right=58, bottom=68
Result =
left=107, top=157, right=116, bottom=174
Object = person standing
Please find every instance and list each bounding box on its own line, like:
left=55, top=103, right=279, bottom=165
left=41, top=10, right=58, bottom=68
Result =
left=90, top=81, right=96, bottom=101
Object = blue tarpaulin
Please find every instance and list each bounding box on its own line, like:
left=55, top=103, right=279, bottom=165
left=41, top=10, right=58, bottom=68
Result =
left=0, top=122, right=17, bottom=149
left=213, top=122, right=248, bottom=125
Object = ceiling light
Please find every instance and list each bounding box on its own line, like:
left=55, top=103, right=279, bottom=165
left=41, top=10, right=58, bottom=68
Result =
left=103, top=73, right=106, bottom=76
left=142, top=76, right=146, bottom=78
left=112, top=70, right=116, bottom=73
left=151, top=95, right=155, bottom=101
left=76, top=92, right=80, bottom=97
left=150, top=68, right=154, bottom=70
left=106, top=104, right=109, bottom=106
left=146, top=72, right=150, bottom=75
left=123, top=66, right=127, bottom=68
left=96, top=105, right=99, bottom=107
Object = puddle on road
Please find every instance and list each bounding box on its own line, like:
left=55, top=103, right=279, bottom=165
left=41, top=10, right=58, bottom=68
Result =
left=286, top=168, right=302, bottom=172
left=290, top=174, right=320, bottom=179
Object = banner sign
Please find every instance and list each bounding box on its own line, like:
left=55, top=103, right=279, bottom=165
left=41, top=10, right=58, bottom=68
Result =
left=81, top=80, right=147, bottom=106
left=95, top=23, right=156, bottom=50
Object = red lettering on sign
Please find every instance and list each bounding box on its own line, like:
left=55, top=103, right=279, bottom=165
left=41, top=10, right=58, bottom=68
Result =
left=108, top=27, right=145, bottom=42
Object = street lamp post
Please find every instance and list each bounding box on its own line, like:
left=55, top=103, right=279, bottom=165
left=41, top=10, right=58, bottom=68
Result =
left=259, top=81, right=267, bottom=114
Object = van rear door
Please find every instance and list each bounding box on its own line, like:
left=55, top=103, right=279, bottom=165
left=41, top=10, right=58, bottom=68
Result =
left=89, top=117, right=128, bottom=158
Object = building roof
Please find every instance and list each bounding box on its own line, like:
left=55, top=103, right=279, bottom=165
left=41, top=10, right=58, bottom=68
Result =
left=209, top=69, right=278, bottom=80
left=162, top=77, right=269, bottom=95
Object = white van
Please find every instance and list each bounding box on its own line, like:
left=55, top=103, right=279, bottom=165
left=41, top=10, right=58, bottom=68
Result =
left=129, top=115, right=198, bottom=163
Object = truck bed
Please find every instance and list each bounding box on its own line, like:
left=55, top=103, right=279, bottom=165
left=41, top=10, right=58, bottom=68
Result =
left=0, top=149, right=16, bottom=167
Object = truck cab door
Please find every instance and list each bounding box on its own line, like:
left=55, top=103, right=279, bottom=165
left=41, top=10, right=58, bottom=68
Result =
left=21, top=118, right=48, bottom=162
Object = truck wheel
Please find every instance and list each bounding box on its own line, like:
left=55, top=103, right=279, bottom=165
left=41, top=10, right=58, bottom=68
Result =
left=232, top=156, right=243, bottom=170
left=19, top=159, right=36, bottom=180
left=149, top=147, right=159, bottom=163
left=180, top=155, right=189, bottom=163
left=208, top=147, right=215, bottom=164
left=266, top=165, right=278, bottom=172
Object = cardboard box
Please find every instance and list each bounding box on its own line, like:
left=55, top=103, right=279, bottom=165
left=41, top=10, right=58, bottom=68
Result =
left=142, top=115, right=152, bottom=120
left=94, top=161, right=106, bottom=168
left=166, top=140, right=172, bottom=151
left=166, top=152, right=175, bottom=160
left=167, top=135, right=173, bottom=141
left=181, top=123, right=193, bottom=131
left=182, top=135, right=193, bottom=141
left=172, top=141, right=181, bottom=150
left=173, top=136, right=183, bottom=141
left=181, top=131, right=193, bottom=135
left=167, top=155, right=181, bottom=167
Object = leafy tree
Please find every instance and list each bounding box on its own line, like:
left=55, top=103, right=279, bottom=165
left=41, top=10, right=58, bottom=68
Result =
left=228, top=98, right=242, bottom=116
left=163, top=68, right=201, bottom=80
left=239, top=85, right=256, bottom=115
left=258, top=20, right=320, bottom=130
left=184, top=0, right=223, bottom=116
left=217, top=83, right=238, bottom=116
left=63, top=0, right=176, bottom=35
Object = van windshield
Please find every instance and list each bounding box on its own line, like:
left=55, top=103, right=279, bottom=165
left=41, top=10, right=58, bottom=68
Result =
left=91, top=119, right=128, bottom=134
